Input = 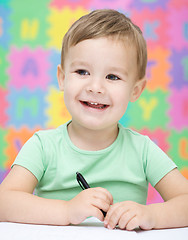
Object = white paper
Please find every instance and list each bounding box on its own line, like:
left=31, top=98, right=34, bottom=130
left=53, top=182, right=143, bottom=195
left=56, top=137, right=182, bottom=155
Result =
left=0, top=217, right=188, bottom=240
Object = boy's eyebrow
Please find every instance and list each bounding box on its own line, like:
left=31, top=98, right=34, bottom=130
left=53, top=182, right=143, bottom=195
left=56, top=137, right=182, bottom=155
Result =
left=70, top=60, right=90, bottom=68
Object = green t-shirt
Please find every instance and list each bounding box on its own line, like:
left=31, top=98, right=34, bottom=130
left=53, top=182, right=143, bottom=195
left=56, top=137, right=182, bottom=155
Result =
left=12, top=121, right=176, bottom=205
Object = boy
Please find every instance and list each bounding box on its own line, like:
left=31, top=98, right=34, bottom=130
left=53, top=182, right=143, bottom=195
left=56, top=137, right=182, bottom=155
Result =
left=0, top=9, right=188, bottom=231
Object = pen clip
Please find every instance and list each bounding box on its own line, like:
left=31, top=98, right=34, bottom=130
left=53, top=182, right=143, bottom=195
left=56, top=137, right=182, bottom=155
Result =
left=77, top=177, right=85, bottom=190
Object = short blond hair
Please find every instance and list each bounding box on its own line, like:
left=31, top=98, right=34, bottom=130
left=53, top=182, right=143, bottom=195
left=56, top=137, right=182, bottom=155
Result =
left=61, top=9, right=147, bottom=80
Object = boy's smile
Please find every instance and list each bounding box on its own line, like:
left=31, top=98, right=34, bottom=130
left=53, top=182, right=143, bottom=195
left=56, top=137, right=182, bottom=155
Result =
left=79, top=100, right=109, bottom=110
left=57, top=37, right=146, bottom=148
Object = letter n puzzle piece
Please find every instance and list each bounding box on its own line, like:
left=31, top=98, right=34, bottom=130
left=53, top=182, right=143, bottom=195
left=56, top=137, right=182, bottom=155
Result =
left=9, top=0, right=49, bottom=46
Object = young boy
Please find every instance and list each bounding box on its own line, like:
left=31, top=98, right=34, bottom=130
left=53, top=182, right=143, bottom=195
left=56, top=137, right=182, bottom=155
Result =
left=0, top=9, right=188, bottom=231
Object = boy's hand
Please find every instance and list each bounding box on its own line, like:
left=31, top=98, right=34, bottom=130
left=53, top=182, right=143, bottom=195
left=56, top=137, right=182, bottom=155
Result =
left=104, top=201, right=155, bottom=230
left=66, top=187, right=113, bottom=224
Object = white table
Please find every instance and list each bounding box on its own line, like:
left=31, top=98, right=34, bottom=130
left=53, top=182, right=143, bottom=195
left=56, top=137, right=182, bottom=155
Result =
left=0, top=217, right=188, bottom=240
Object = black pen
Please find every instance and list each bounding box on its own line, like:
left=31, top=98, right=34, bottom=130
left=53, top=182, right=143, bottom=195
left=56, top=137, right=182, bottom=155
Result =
left=76, top=172, right=106, bottom=217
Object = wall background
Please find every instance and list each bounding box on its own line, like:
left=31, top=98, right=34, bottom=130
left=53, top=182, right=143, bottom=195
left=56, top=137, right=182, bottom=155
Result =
left=0, top=0, right=188, bottom=204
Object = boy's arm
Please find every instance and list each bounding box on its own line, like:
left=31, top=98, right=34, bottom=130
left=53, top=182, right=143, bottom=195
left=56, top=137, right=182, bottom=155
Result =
left=104, top=168, right=188, bottom=230
left=0, top=165, right=113, bottom=225
left=0, top=165, right=70, bottom=225
left=151, top=168, right=188, bottom=229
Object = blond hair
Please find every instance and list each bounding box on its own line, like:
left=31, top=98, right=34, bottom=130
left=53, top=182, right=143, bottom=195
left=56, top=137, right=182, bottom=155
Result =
left=61, top=9, right=147, bottom=80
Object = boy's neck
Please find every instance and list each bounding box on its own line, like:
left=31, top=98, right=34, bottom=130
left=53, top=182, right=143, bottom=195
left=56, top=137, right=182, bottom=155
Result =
left=67, top=121, right=119, bottom=151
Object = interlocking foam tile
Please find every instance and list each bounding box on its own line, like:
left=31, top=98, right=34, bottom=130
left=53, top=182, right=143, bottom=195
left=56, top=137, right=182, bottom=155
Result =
left=8, top=46, right=50, bottom=90
left=0, top=47, right=9, bottom=88
left=147, top=183, right=163, bottom=205
left=0, top=0, right=11, bottom=8
left=168, top=0, right=188, bottom=8
left=128, top=90, right=169, bottom=130
left=0, top=87, right=8, bottom=127
left=0, top=128, right=8, bottom=169
left=50, top=0, right=91, bottom=10
left=168, top=129, right=188, bottom=170
left=7, top=87, right=47, bottom=128
left=147, top=47, right=171, bottom=92
left=169, top=49, right=188, bottom=89
left=47, top=7, right=88, bottom=50
left=9, top=0, right=49, bottom=47
left=132, top=8, right=169, bottom=48
left=89, top=0, right=132, bottom=11
left=140, top=128, right=170, bottom=153
left=0, top=168, right=9, bottom=184
left=167, top=8, right=188, bottom=50
left=180, top=167, right=188, bottom=180
left=1, top=0, right=187, bottom=206
left=119, top=104, right=131, bottom=128
left=0, top=5, right=11, bottom=49
left=45, top=86, right=71, bottom=128
left=49, top=49, right=61, bottom=89
left=4, top=127, right=39, bottom=169
left=131, top=0, right=169, bottom=10
left=168, top=87, right=188, bottom=131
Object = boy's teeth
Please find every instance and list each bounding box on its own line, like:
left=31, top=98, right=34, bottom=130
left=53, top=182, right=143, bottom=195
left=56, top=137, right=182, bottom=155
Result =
left=81, top=101, right=108, bottom=109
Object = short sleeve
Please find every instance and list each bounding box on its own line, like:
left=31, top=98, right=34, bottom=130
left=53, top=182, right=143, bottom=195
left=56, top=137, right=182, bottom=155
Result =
left=12, top=133, right=45, bottom=182
left=145, top=138, right=177, bottom=187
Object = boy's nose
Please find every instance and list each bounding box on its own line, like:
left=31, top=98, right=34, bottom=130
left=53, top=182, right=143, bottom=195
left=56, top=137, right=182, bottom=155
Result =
left=85, top=77, right=105, bottom=94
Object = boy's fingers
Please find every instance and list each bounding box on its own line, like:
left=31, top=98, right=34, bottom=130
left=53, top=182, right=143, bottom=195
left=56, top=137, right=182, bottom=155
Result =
left=92, top=198, right=110, bottom=213
left=94, top=187, right=113, bottom=205
left=105, top=205, right=124, bottom=229
left=91, top=207, right=105, bottom=222
left=104, top=203, right=119, bottom=221
left=126, top=216, right=139, bottom=231
left=93, top=192, right=112, bottom=206
left=118, top=211, right=136, bottom=229
left=95, top=187, right=113, bottom=204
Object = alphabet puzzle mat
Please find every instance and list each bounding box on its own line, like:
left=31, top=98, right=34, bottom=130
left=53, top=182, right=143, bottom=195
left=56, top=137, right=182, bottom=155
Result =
left=0, top=0, right=188, bottom=204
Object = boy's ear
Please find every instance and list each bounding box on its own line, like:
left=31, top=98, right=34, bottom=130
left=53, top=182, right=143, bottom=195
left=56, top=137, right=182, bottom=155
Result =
left=57, top=64, right=65, bottom=91
left=130, top=77, right=147, bottom=102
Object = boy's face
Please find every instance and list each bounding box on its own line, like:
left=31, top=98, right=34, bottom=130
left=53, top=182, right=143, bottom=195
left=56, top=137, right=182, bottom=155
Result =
left=58, top=37, right=146, bottom=131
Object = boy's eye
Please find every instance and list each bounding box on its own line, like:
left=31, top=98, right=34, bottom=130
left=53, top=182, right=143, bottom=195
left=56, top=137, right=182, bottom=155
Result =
left=76, top=69, right=90, bottom=76
left=106, top=74, right=120, bottom=80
